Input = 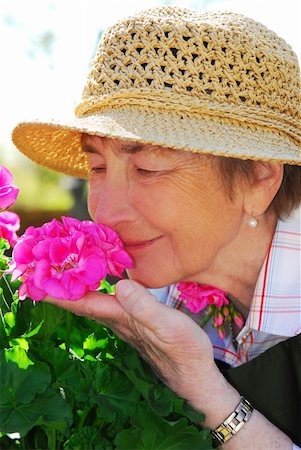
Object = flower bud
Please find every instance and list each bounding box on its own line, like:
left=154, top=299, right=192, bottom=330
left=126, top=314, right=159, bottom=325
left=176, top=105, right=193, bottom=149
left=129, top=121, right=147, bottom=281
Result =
left=222, top=305, right=229, bottom=317
left=214, top=311, right=224, bottom=327
left=217, top=326, right=225, bottom=340
left=234, top=311, right=244, bottom=329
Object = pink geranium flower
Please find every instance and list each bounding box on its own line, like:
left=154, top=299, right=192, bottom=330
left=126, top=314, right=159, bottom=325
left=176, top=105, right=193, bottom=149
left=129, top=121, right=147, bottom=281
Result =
left=177, top=282, right=229, bottom=314
left=176, top=281, right=244, bottom=340
left=0, top=165, right=19, bottom=210
left=61, top=217, right=133, bottom=278
left=10, top=217, right=133, bottom=301
left=0, top=211, right=20, bottom=247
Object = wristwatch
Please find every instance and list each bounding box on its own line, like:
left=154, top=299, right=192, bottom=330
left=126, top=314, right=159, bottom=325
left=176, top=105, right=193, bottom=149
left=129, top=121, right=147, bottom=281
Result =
left=211, top=397, right=254, bottom=448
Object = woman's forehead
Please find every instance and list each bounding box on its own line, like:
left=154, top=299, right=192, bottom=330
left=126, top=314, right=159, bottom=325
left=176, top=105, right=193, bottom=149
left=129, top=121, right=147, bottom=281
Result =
left=82, top=134, right=185, bottom=158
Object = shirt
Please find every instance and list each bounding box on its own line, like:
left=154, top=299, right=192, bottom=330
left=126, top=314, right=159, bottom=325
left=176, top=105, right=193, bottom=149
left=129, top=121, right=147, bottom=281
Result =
left=151, top=205, right=300, bottom=367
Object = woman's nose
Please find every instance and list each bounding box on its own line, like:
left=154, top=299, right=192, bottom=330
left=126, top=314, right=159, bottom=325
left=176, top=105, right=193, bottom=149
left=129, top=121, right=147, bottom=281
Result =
left=91, top=174, right=136, bottom=229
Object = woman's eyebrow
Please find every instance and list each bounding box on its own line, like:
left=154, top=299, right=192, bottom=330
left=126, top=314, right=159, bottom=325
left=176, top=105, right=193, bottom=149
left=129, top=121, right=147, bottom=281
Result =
left=81, top=140, right=146, bottom=155
left=81, top=143, right=99, bottom=154
left=81, top=139, right=176, bottom=157
left=119, top=142, right=146, bottom=154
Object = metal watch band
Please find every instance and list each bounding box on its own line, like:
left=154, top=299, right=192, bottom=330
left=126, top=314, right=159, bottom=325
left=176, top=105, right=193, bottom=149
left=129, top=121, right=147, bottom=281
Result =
left=211, top=397, right=254, bottom=448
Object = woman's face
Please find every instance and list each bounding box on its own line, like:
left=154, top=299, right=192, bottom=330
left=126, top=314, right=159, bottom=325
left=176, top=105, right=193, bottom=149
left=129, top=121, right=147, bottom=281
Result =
left=84, top=135, right=245, bottom=288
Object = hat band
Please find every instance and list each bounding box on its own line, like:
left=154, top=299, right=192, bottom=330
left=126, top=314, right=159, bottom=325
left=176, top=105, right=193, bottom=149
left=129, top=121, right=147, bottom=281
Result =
left=75, top=90, right=300, bottom=145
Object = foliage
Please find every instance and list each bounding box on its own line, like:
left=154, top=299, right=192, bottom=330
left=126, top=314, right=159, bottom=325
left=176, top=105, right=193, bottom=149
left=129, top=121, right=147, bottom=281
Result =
left=6, top=163, right=73, bottom=212
left=0, top=269, right=213, bottom=450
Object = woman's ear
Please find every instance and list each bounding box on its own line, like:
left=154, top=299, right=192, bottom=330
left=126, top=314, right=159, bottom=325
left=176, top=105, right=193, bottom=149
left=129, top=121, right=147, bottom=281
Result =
left=243, top=162, right=284, bottom=217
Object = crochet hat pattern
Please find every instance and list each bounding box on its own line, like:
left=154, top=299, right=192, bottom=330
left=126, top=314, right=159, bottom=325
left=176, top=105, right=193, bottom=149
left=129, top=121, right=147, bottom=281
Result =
left=12, top=7, right=301, bottom=178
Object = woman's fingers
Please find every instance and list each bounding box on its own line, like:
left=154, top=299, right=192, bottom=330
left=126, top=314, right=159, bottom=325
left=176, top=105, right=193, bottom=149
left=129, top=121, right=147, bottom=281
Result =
left=116, top=279, right=189, bottom=333
left=44, top=291, right=124, bottom=322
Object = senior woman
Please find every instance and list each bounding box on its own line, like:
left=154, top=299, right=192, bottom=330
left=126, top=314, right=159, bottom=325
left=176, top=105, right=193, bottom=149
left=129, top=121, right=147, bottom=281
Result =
left=12, top=7, right=300, bottom=449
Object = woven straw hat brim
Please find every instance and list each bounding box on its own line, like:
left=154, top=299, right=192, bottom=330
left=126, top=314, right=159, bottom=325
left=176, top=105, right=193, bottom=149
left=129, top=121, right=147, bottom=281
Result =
left=12, top=106, right=301, bottom=179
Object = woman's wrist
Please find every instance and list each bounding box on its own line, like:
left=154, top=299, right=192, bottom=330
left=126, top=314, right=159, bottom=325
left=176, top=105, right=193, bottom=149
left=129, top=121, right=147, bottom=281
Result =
left=183, top=360, right=241, bottom=428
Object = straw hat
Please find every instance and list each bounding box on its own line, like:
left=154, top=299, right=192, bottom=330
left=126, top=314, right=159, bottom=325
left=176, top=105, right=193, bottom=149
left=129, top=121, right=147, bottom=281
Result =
left=12, top=7, right=301, bottom=178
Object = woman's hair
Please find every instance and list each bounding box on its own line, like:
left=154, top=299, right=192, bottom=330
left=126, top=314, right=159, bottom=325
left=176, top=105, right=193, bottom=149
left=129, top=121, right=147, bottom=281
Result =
left=216, top=158, right=301, bottom=219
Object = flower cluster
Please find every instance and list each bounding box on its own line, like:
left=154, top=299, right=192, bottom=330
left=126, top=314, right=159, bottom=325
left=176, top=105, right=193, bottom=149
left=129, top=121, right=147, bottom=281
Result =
left=0, top=211, right=20, bottom=247
left=177, top=282, right=244, bottom=339
left=0, top=165, right=20, bottom=247
left=0, top=165, right=19, bottom=210
left=10, top=217, right=133, bottom=301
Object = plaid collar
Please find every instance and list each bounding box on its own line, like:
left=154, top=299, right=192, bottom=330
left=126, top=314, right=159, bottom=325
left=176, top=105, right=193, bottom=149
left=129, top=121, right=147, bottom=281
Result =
left=247, top=205, right=301, bottom=337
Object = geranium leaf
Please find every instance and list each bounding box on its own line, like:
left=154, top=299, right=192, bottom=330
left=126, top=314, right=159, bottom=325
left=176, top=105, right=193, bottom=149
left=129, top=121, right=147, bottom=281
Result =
left=115, top=404, right=212, bottom=449
left=148, top=383, right=174, bottom=416
left=5, top=346, right=33, bottom=369
left=1, top=389, right=72, bottom=437
left=0, top=351, right=50, bottom=404
left=30, top=301, right=66, bottom=340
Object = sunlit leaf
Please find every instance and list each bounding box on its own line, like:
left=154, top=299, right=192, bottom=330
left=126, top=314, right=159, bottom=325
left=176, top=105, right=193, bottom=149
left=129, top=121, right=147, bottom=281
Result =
left=5, top=346, right=33, bottom=369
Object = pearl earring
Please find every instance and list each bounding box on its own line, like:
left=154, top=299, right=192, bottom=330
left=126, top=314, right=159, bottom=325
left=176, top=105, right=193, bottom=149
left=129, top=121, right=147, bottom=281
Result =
left=248, top=212, right=258, bottom=229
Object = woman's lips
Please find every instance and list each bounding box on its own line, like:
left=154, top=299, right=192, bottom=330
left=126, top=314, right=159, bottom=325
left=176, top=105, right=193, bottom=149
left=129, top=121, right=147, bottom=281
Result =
left=124, top=236, right=163, bottom=250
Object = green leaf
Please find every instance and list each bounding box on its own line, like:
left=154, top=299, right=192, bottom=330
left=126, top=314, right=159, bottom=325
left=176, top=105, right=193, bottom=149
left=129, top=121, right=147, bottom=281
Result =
left=148, top=383, right=174, bottom=416
left=4, top=311, right=15, bottom=328
left=114, top=345, right=158, bottom=400
left=0, top=276, right=14, bottom=309
left=174, top=398, right=205, bottom=423
left=22, top=320, right=44, bottom=338
left=0, top=351, right=72, bottom=437
left=98, top=279, right=115, bottom=295
left=64, top=426, right=102, bottom=450
left=83, top=334, right=108, bottom=351
left=0, top=239, right=10, bottom=272
left=95, top=364, right=140, bottom=403
left=6, top=297, right=34, bottom=339
left=5, top=346, right=33, bottom=369
left=95, top=364, right=140, bottom=426
left=0, top=352, right=51, bottom=405
left=1, top=389, right=72, bottom=437
left=35, top=344, right=81, bottom=393
left=30, top=301, right=67, bottom=340
left=115, top=404, right=213, bottom=449
left=0, top=238, right=10, bottom=252
left=9, top=338, right=29, bottom=350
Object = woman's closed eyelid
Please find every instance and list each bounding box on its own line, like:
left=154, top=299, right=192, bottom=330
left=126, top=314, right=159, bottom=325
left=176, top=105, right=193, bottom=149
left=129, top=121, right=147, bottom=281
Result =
left=136, top=167, right=160, bottom=176
left=132, top=157, right=172, bottom=173
left=89, top=166, right=106, bottom=175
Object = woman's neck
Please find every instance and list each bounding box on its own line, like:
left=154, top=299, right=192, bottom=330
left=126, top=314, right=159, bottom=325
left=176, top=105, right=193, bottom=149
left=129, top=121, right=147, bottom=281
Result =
left=195, top=212, right=278, bottom=313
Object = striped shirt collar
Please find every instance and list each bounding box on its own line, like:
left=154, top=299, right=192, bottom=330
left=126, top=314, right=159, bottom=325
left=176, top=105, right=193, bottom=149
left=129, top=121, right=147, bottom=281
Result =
left=247, top=205, right=301, bottom=337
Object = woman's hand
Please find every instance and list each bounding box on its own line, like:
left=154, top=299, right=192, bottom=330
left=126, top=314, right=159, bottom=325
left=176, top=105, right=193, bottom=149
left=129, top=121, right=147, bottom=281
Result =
left=45, top=279, right=229, bottom=412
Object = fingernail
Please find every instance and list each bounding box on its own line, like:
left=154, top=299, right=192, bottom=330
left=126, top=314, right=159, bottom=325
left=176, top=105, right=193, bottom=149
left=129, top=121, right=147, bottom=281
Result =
left=116, top=280, right=136, bottom=299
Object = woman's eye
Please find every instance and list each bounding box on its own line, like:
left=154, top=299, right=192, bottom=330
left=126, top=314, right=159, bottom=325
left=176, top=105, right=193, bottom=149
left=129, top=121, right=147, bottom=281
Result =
left=136, top=168, right=159, bottom=177
left=90, top=166, right=106, bottom=174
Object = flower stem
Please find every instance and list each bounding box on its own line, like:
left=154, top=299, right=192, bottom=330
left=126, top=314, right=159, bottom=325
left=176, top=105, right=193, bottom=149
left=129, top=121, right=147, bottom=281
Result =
left=45, top=428, right=56, bottom=450
left=65, top=311, right=72, bottom=353
left=199, top=309, right=214, bottom=329
left=3, top=275, right=14, bottom=304
left=78, top=405, right=91, bottom=428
